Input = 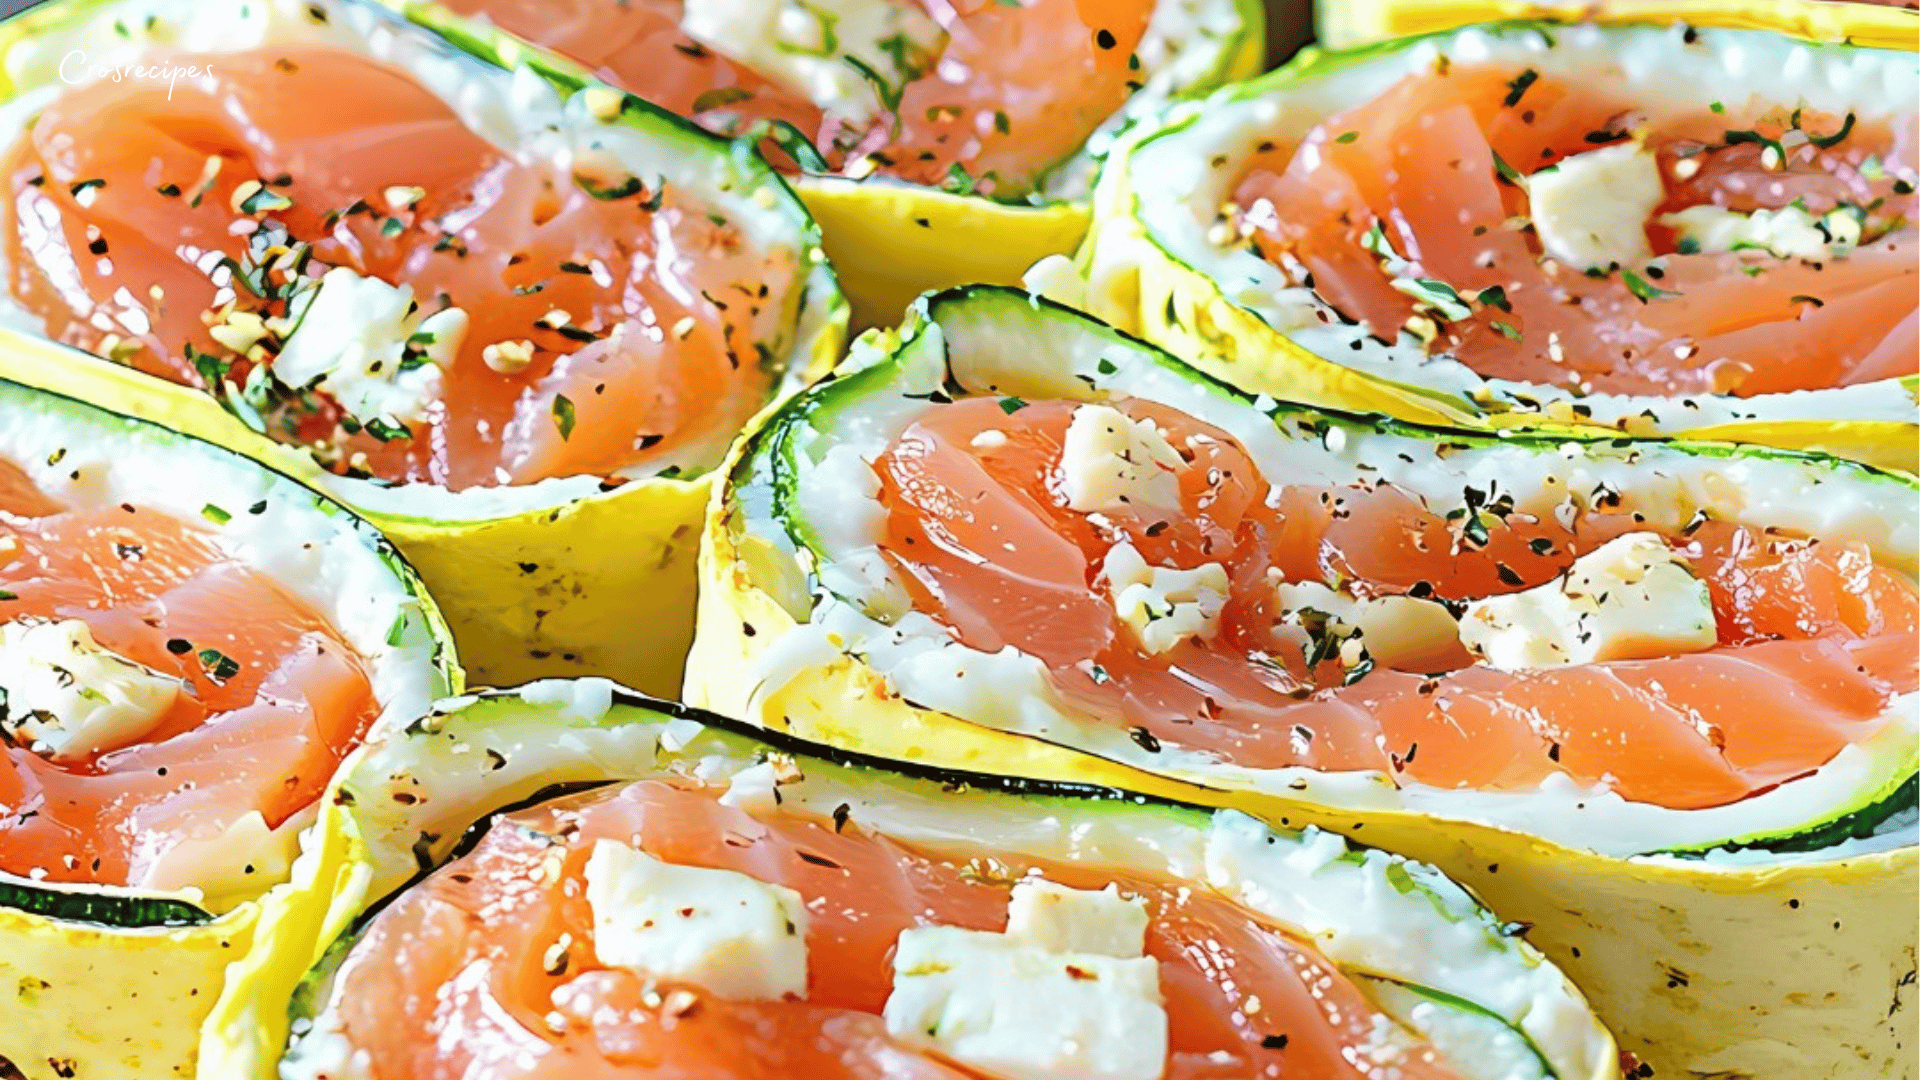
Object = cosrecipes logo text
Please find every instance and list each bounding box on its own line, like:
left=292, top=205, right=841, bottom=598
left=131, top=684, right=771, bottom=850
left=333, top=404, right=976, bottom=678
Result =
left=59, top=50, right=212, bottom=98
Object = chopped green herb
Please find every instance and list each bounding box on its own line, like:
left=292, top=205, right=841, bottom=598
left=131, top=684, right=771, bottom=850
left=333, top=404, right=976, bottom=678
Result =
left=240, top=186, right=294, bottom=215
left=1475, top=285, right=1512, bottom=312
left=1502, top=68, right=1538, bottom=108
left=363, top=417, right=412, bottom=442
left=1806, top=111, right=1856, bottom=150
left=200, top=503, right=232, bottom=525
left=997, top=396, right=1028, bottom=415
left=1334, top=130, right=1359, bottom=144
left=1621, top=268, right=1680, bottom=303
left=939, top=162, right=978, bottom=197
left=577, top=174, right=645, bottom=201
left=1490, top=151, right=1524, bottom=187
left=691, top=86, right=753, bottom=114
left=552, top=394, right=577, bottom=441
left=197, top=648, right=240, bottom=682
left=1491, top=320, right=1522, bottom=341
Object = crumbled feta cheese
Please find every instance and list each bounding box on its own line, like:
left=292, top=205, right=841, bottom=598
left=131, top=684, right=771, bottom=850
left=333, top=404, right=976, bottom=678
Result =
left=1528, top=143, right=1666, bottom=272
left=273, top=267, right=455, bottom=427
left=1273, top=581, right=1460, bottom=672
left=1101, top=542, right=1229, bottom=655
left=884, top=877, right=1167, bottom=1080
left=1059, top=405, right=1185, bottom=515
left=0, top=617, right=180, bottom=761
left=1006, top=879, right=1149, bottom=958
left=1659, top=203, right=1863, bottom=261
left=680, top=0, right=946, bottom=127
left=1459, top=532, right=1718, bottom=671
left=583, top=839, right=809, bottom=1001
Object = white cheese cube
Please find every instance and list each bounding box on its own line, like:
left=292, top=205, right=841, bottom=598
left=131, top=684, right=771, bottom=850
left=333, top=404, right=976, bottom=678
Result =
left=1101, top=542, right=1229, bottom=655
left=583, top=838, right=809, bottom=1001
left=1528, top=143, right=1665, bottom=272
left=0, top=617, right=180, bottom=761
left=1006, top=879, right=1149, bottom=958
left=681, top=0, right=947, bottom=127
left=274, top=267, right=454, bottom=428
left=1060, top=404, right=1185, bottom=515
left=1273, top=581, right=1460, bottom=672
left=1659, top=204, right=1862, bottom=261
left=1459, top=532, right=1718, bottom=672
left=885, top=926, right=1167, bottom=1080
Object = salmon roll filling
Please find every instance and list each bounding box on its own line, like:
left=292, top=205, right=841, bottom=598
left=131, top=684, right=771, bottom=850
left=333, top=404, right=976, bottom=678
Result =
left=274, top=686, right=1618, bottom=1080
left=697, top=287, right=1917, bottom=859
left=1070, top=21, right=1918, bottom=439
left=0, top=0, right=837, bottom=498
left=0, top=378, right=445, bottom=907
left=436, top=0, right=1254, bottom=199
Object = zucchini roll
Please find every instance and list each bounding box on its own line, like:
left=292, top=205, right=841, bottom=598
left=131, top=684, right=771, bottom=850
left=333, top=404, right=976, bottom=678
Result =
left=402, top=0, right=1265, bottom=322
left=0, top=378, right=453, bottom=1079
left=207, top=681, right=1618, bottom=1080
left=1049, top=17, right=1917, bottom=469
left=0, top=0, right=846, bottom=695
left=688, top=285, right=1918, bottom=1077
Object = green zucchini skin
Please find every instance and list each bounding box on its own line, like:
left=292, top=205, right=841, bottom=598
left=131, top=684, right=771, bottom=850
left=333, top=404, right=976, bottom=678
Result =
left=725, top=283, right=1917, bottom=860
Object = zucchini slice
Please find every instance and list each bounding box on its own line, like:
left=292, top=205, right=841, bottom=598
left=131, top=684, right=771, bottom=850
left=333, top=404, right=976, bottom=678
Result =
left=0, top=0, right=847, bottom=696
left=1047, top=16, right=1918, bottom=469
left=0, top=376, right=454, bottom=1080
left=199, top=681, right=1618, bottom=1080
left=387, top=0, right=1266, bottom=326
left=687, top=284, right=1919, bottom=1078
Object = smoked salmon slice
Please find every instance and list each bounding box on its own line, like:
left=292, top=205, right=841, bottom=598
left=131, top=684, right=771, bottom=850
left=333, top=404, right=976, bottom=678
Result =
left=440, top=0, right=1164, bottom=197
left=1229, top=63, right=1916, bottom=399
left=277, top=694, right=1619, bottom=1080
left=0, top=378, right=445, bottom=901
left=2, top=32, right=808, bottom=491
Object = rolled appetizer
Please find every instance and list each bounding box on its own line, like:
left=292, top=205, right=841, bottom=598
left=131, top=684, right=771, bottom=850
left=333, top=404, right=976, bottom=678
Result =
left=687, top=286, right=1918, bottom=1078
left=199, top=680, right=1618, bottom=1080
left=1317, top=0, right=1919, bottom=51
left=1049, top=18, right=1918, bottom=468
left=0, top=0, right=846, bottom=695
left=0, top=378, right=453, bottom=1079
left=409, top=0, right=1265, bottom=321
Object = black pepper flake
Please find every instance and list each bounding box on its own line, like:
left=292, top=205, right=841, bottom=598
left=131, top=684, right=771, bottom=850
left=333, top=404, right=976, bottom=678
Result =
left=1495, top=563, right=1524, bottom=587
left=1095, top=27, right=1117, bottom=49
left=831, top=802, right=851, bottom=833
left=166, top=638, right=193, bottom=655
left=1128, top=726, right=1161, bottom=753
left=1261, top=1034, right=1289, bottom=1050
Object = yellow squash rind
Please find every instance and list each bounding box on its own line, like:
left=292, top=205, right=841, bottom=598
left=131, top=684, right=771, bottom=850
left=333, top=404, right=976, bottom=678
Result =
left=1317, top=0, right=1920, bottom=51
left=0, top=906, right=257, bottom=1080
